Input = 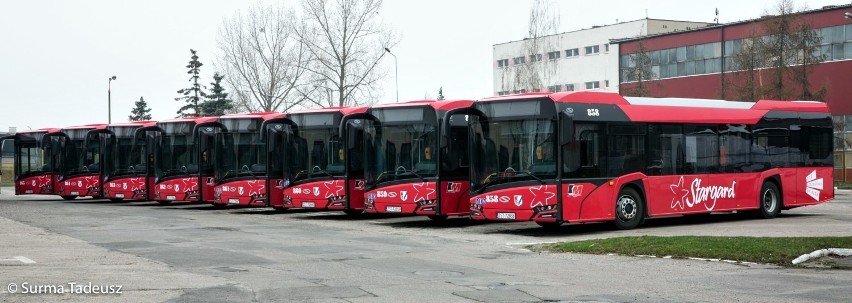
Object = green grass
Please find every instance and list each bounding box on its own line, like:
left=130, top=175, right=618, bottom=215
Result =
left=0, top=166, right=11, bottom=186
left=530, top=236, right=852, bottom=267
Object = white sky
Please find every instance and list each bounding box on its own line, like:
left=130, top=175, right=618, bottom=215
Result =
left=0, top=0, right=844, bottom=131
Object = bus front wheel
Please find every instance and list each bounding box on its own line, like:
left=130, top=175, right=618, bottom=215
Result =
left=613, top=187, right=644, bottom=230
left=758, top=182, right=781, bottom=219
left=60, top=195, right=78, bottom=201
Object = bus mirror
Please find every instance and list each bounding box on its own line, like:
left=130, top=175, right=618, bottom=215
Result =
left=560, top=114, right=574, bottom=145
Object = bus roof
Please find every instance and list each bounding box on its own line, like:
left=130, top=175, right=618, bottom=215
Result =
left=108, top=121, right=158, bottom=128
left=157, top=117, right=219, bottom=125
left=287, top=106, right=369, bottom=116
left=219, top=112, right=279, bottom=120
left=61, top=124, right=108, bottom=131
left=371, top=100, right=474, bottom=111
left=480, top=92, right=829, bottom=124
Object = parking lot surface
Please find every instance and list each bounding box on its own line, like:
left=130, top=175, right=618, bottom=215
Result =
left=1, top=187, right=851, bottom=302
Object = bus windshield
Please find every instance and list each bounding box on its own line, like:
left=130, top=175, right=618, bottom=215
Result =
left=14, top=133, right=52, bottom=176
left=63, top=129, right=100, bottom=177
left=156, top=123, right=197, bottom=178
left=215, top=131, right=265, bottom=181
left=469, top=118, right=556, bottom=192
left=365, top=123, right=438, bottom=186
left=285, top=126, right=345, bottom=183
left=108, top=135, right=146, bottom=177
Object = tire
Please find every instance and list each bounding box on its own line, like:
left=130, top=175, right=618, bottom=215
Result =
left=427, top=215, right=448, bottom=221
left=613, top=187, right=644, bottom=230
left=758, top=182, right=781, bottom=219
left=61, top=195, right=78, bottom=200
left=109, top=198, right=124, bottom=202
left=157, top=200, right=173, bottom=205
left=536, top=221, right=562, bottom=229
left=272, top=206, right=288, bottom=212
left=343, top=209, right=363, bottom=216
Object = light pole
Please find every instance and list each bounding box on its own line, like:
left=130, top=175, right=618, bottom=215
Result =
left=384, top=47, right=398, bottom=102
left=108, top=75, right=117, bottom=124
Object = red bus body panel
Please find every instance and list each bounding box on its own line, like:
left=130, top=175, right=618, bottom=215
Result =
left=212, top=179, right=268, bottom=207
left=15, top=175, right=57, bottom=195
left=102, top=176, right=150, bottom=200
left=153, top=177, right=201, bottom=202
left=57, top=175, right=101, bottom=197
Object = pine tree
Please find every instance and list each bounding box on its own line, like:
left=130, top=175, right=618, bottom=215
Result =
left=128, top=96, right=152, bottom=121
left=201, top=73, right=234, bottom=116
left=437, top=87, right=445, bottom=101
left=175, top=49, right=206, bottom=117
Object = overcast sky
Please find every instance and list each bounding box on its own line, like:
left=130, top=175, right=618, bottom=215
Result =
left=0, top=0, right=844, bottom=131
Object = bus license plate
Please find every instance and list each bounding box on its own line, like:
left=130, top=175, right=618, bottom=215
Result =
left=496, top=212, right=516, bottom=220
left=228, top=198, right=240, bottom=205
left=302, top=201, right=315, bottom=208
left=115, top=193, right=125, bottom=198
left=70, top=191, right=79, bottom=196
left=25, top=190, right=33, bottom=194
left=166, top=195, right=176, bottom=200
left=386, top=206, right=402, bottom=213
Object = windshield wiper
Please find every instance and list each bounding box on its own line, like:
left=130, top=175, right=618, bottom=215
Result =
left=374, top=171, right=395, bottom=183
left=311, top=167, right=336, bottom=179
left=397, top=169, right=426, bottom=181
left=513, top=170, right=546, bottom=184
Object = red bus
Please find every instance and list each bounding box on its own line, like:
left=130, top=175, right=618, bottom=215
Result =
left=211, top=112, right=281, bottom=207
left=56, top=124, right=109, bottom=200
left=468, top=92, right=834, bottom=229
left=153, top=117, right=221, bottom=204
left=274, top=106, right=368, bottom=214
left=363, top=100, right=474, bottom=220
left=2, top=128, right=64, bottom=196
left=101, top=121, right=159, bottom=201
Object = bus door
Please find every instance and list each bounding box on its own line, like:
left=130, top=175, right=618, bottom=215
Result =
left=197, top=125, right=220, bottom=202
left=265, top=122, right=290, bottom=207
left=438, top=110, right=473, bottom=216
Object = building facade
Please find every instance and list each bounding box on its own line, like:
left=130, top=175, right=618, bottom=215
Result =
left=615, top=4, right=852, bottom=180
left=492, top=19, right=712, bottom=96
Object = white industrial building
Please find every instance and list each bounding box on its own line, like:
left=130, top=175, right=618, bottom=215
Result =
left=492, top=19, right=713, bottom=96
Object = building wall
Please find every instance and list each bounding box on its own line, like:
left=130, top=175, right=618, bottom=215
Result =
left=492, top=19, right=712, bottom=96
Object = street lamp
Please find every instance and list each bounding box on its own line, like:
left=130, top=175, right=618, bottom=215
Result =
left=384, top=47, right=398, bottom=102
left=108, top=75, right=117, bottom=124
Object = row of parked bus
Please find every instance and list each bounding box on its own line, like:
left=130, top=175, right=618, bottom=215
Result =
left=1, top=91, right=835, bottom=229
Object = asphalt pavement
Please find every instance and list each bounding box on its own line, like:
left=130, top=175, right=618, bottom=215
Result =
left=1, top=186, right=851, bottom=302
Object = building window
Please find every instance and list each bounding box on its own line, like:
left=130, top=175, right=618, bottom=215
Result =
left=496, top=59, right=509, bottom=68
left=529, top=54, right=542, bottom=63
left=585, top=45, right=600, bottom=55
left=547, top=85, right=562, bottom=92
left=513, top=56, right=526, bottom=65
left=604, top=44, right=610, bottom=53
left=605, top=80, right=610, bottom=87
left=565, top=48, right=579, bottom=57
left=547, top=51, right=561, bottom=60
left=513, top=89, right=528, bottom=94
left=585, top=81, right=600, bottom=90
left=566, top=84, right=575, bottom=91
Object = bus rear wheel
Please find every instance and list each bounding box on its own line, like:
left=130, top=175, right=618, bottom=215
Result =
left=613, top=187, right=644, bottom=230
left=343, top=209, right=363, bottom=216
left=427, top=215, right=448, bottom=221
left=60, top=195, right=78, bottom=200
left=758, top=182, right=781, bottom=219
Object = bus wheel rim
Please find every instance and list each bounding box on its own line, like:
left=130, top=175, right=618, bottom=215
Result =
left=618, top=195, right=637, bottom=220
left=763, top=189, right=777, bottom=213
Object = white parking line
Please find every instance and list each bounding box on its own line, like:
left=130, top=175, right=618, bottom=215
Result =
left=0, top=256, right=36, bottom=264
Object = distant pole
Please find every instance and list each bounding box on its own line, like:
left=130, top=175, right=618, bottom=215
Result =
left=385, top=48, right=398, bottom=102
left=108, top=75, right=117, bottom=124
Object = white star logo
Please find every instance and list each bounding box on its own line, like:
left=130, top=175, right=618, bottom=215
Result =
left=412, top=182, right=436, bottom=202
left=323, top=180, right=344, bottom=198
left=528, top=185, right=555, bottom=208
left=670, top=176, right=689, bottom=210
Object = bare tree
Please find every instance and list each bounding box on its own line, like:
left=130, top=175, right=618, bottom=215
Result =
left=217, top=3, right=309, bottom=113
left=296, top=0, right=398, bottom=107
left=499, top=0, right=560, bottom=93
left=755, top=0, right=825, bottom=100
left=621, top=41, right=658, bottom=97
left=724, top=33, right=763, bottom=102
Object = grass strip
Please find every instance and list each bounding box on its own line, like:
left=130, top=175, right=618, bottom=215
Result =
left=529, top=236, right=852, bottom=266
